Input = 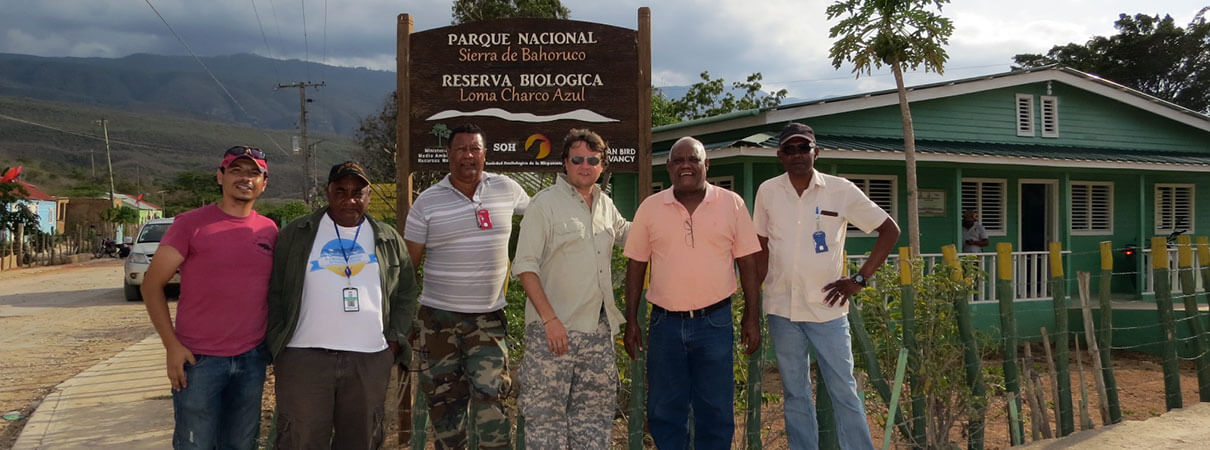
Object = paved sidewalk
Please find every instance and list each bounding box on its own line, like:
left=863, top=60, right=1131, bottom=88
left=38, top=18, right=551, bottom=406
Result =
left=14, top=334, right=172, bottom=449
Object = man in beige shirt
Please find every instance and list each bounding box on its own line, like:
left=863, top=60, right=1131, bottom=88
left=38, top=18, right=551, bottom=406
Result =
left=755, top=122, right=899, bottom=449
left=511, top=129, right=630, bottom=449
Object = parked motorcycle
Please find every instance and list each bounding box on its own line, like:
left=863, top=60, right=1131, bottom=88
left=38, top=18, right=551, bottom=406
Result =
left=95, top=239, right=119, bottom=258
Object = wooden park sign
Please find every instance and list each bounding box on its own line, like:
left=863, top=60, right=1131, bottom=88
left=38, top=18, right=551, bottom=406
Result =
left=402, top=17, right=644, bottom=173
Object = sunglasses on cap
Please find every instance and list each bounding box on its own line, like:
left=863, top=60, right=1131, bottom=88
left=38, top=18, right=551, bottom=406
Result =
left=226, top=146, right=266, bottom=159
left=779, top=143, right=815, bottom=155
left=569, top=155, right=602, bottom=166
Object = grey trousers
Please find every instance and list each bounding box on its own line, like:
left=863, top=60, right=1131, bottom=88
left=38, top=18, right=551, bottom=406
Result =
left=273, top=346, right=394, bottom=450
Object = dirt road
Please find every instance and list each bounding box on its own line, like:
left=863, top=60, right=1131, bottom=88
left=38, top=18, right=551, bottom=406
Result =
left=0, top=259, right=161, bottom=449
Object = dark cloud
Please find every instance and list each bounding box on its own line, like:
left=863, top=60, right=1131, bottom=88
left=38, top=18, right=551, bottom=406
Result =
left=4, top=0, right=1194, bottom=101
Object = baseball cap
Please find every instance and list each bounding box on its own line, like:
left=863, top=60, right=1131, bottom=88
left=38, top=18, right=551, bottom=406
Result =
left=777, top=122, right=817, bottom=147
left=220, top=146, right=268, bottom=174
left=328, top=161, right=370, bottom=184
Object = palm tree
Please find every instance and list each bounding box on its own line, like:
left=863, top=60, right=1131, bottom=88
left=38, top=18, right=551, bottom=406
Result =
left=827, top=0, right=954, bottom=258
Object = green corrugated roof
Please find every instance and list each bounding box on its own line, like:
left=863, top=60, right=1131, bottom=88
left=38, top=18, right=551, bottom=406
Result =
left=667, top=133, right=1210, bottom=165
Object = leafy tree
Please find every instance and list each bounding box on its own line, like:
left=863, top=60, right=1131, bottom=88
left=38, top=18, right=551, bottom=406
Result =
left=257, top=200, right=310, bottom=227
left=451, top=0, right=569, bottom=23
left=1, top=179, right=39, bottom=236
left=1013, top=9, right=1210, bottom=113
left=100, top=206, right=140, bottom=227
left=161, top=171, right=221, bottom=216
left=651, top=89, right=681, bottom=127
left=827, top=0, right=954, bottom=257
left=657, top=72, right=788, bottom=125
left=355, top=93, right=398, bottom=183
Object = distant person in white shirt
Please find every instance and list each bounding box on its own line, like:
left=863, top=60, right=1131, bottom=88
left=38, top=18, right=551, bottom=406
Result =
left=962, top=209, right=989, bottom=253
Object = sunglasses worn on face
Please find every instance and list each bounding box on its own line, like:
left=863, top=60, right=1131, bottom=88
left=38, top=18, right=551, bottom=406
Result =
left=226, top=146, right=266, bottom=159
left=570, top=155, right=602, bottom=166
left=779, top=143, right=815, bottom=155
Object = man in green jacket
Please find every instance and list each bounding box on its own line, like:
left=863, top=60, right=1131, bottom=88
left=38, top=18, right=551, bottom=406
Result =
left=266, top=161, right=419, bottom=449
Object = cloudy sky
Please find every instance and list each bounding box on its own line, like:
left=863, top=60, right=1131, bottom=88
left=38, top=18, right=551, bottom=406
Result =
left=1, top=0, right=1205, bottom=101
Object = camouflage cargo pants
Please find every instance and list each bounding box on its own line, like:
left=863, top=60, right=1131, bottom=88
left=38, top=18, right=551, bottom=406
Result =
left=519, top=313, right=617, bottom=450
left=418, top=306, right=511, bottom=450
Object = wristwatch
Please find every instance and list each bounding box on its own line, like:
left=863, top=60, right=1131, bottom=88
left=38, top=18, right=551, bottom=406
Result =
left=852, top=273, right=868, bottom=288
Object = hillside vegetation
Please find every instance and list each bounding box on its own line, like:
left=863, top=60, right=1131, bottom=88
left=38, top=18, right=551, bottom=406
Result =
left=0, top=94, right=362, bottom=201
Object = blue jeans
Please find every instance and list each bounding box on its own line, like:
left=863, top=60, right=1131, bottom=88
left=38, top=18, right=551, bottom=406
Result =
left=172, top=343, right=269, bottom=450
left=646, top=303, right=734, bottom=450
left=768, top=315, right=874, bottom=450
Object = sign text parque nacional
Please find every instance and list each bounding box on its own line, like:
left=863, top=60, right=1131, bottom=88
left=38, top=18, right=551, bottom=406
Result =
left=409, top=18, right=640, bottom=172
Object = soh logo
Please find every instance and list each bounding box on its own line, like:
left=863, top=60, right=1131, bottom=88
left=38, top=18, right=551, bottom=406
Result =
left=525, top=134, right=551, bottom=159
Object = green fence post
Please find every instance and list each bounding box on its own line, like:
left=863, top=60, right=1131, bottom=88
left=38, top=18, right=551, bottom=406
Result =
left=882, top=348, right=910, bottom=450
left=1175, top=236, right=1210, bottom=402
left=995, top=242, right=1023, bottom=444
left=848, top=296, right=913, bottom=444
left=897, top=247, right=926, bottom=449
left=816, top=361, right=839, bottom=450
left=1049, top=242, right=1074, bottom=436
left=943, top=245, right=985, bottom=450
left=627, top=295, right=649, bottom=450
left=412, top=389, right=428, bottom=449
left=1097, top=241, right=1122, bottom=423
left=1199, top=237, right=1210, bottom=353
left=515, top=414, right=525, bottom=450
left=745, top=323, right=764, bottom=450
left=1152, top=236, right=1183, bottom=411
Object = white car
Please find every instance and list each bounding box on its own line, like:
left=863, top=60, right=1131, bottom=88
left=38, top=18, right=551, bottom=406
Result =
left=123, top=218, right=180, bottom=301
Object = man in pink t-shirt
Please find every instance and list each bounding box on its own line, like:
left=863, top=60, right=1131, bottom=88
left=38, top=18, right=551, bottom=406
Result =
left=142, top=146, right=278, bottom=450
left=622, top=137, right=763, bottom=450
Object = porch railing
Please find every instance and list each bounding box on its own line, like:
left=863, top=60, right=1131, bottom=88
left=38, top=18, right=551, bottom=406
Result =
left=849, top=250, right=1067, bottom=302
left=1142, top=247, right=1206, bottom=295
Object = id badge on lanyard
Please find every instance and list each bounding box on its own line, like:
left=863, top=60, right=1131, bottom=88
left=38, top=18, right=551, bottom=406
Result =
left=814, top=207, right=829, bottom=253
left=342, top=287, right=360, bottom=312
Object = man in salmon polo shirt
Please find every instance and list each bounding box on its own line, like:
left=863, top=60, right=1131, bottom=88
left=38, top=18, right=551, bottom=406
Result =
left=623, top=136, right=763, bottom=450
left=142, top=146, right=278, bottom=449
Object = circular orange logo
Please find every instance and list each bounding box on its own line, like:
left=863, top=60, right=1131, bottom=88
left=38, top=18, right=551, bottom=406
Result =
left=525, top=134, right=551, bottom=159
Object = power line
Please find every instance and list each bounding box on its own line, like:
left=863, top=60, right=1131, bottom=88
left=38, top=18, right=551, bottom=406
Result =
left=269, top=0, right=286, bottom=67
left=143, top=0, right=289, bottom=156
left=250, top=0, right=281, bottom=83
left=300, top=0, right=311, bottom=81
left=0, top=113, right=196, bottom=153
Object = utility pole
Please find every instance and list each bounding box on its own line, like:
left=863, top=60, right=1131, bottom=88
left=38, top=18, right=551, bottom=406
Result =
left=276, top=81, right=325, bottom=206
left=96, top=119, right=116, bottom=204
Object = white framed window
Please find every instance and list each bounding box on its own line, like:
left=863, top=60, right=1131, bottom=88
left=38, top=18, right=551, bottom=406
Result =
left=962, top=178, right=1007, bottom=235
left=1016, top=93, right=1035, bottom=137
left=1155, top=184, right=1194, bottom=235
left=1041, top=95, right=1059, bottom=137
left=841, top=174, right=896, bottom=236
left=708, top=176, right=734, bottom=191
left=1071, top=182, right=1112, bottom=235
left=652, top=181, right=665, bottom=193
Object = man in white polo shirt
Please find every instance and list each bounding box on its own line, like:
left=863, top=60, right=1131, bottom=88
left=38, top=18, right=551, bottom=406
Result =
left=754, top=122, right=900, bottom=450
left=405, top=123, right=529, bottom=449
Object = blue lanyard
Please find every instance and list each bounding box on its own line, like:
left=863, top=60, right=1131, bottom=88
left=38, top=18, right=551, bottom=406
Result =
left=333, top=219, right=363, bottom=279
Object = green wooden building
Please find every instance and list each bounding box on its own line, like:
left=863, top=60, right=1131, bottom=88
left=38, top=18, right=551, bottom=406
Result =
left=609, top=66, right=1210, bottom=340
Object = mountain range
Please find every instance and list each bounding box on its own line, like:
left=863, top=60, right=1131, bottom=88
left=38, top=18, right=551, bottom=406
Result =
left=0, top=51, right=784, bottom=200
left=0, top=52, right=396, bottom=136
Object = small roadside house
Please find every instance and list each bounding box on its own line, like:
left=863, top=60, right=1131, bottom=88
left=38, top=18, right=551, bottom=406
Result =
left=8, top=180, right=67, bottom=234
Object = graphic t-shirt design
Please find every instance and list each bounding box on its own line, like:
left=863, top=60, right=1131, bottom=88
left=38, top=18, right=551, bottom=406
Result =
left=309, top=238, right=379, bottom=277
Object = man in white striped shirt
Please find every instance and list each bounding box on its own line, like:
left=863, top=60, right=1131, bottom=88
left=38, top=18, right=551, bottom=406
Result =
left=405, top=123, right=529, bottom=449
